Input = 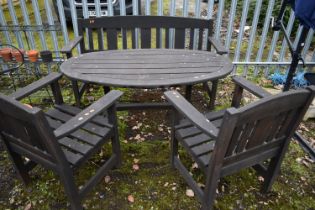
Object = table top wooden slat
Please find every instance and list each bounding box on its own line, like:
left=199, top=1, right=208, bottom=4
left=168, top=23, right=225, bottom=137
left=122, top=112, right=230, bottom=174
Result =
left=60, top=49, right=233, bottom=88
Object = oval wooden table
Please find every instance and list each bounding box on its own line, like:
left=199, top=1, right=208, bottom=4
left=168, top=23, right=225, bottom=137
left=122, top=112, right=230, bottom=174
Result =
left=60, top=49, right=233, bottom=109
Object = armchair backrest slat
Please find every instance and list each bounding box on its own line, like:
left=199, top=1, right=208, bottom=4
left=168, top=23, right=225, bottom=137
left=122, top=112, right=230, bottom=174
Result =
left=77, top=16, right=213, bottom=53
left=216, top=88, right=314, bottom=167
left=0, top=94, right=63, bottom=165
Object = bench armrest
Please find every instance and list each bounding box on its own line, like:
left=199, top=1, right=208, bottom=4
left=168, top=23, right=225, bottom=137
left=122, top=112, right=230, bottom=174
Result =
left=232, top=76, right=272, bottom=98
left=10, top=72, right=63, bottom=100
left=231, top=76, right=272, bottom=108
left=208, top=37, right=228, bottom=55
left=164, top=90, right=219, bottom=138
left=54, top=90, right=123, bottom=139
left=60, top=36, right=83, bottom=56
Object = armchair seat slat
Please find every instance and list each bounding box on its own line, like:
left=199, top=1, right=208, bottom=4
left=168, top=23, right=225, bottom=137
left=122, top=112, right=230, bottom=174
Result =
left=46, top=108, right=110, bottom=137
left=46, top=116, right=102, bottom=145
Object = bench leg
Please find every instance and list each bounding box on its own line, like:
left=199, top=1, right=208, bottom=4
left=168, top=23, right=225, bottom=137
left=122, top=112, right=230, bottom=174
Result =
left=71, top=81, right=81, bottom=107
left=108, top=105, right=121, bottom=168
left=203, top=80, right=218, bottom=110
left=185, top=85, right=192, bottom=102
left=1, top=139, right=32, bottom=185
left=170, top=111, right=179, bottom=168
left=261, top=156, right=282, bottom=192
left=103, top=86, right=111, bottom=94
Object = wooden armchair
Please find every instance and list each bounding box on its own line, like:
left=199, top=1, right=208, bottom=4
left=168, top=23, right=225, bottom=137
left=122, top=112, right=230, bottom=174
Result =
left=164, top=76, right=315, bottom=210
left=60, top=15, right=228, bottom=108
left=0, top=73, right=123, bottom=210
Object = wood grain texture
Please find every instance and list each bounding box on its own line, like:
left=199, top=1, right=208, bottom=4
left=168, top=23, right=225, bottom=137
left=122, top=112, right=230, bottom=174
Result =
left=61, top=49, right=233, bottom=88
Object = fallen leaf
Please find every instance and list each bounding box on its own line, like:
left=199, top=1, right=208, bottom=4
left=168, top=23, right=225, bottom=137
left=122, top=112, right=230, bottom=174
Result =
left=127, top=195, right=135, bottom=203
left=134, top=134, right=141, bottom=140
left=104, top=175, right=111, bottom=183
left=197, top=183, right=205, bottom=188
left=186, top=189, right=194, bottom=197
left=191, top=162, right=198, bottom=169
left=23, top=104, right=33, bottom=109
left=132, top=164, right=140, bottom=171
left=302, top=160, right=310, bottom=167
left=258, top=176, right=264, bottom=182
left=133, top=158, right=140, bottom=164
left=24, top=203, right=32, bottom=210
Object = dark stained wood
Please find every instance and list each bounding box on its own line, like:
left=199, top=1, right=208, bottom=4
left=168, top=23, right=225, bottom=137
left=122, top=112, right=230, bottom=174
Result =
left=189, top=28, right=194, bottom=50
left=60, top=15, right=227, bottom=107
left=122, top=29, right=128, bottom=49
left=141, top=28, right=151, bottom=48
left=198, top=29, right=203, bottom=50
left=61, top=49, right=233, bottom=88
left=62, top=15, right=215, bottom=55
left=106, top=29, right=118, bottom=50
left=208, top=37, right=228, bottom=55
left=0, top=73, right=123, bottom=210
left=165, top=78, right=315, bottom=210
left=97, top=29, right=104, bottom=50
left=175, top=28, right=185, bottom=49
left=88, top=28, right=94, bottom=51
left=156, top=28, right=161, bottom=48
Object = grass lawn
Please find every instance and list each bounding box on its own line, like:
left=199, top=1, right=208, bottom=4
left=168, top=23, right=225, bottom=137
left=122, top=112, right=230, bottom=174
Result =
left=0, top=74, right=314, bottom=209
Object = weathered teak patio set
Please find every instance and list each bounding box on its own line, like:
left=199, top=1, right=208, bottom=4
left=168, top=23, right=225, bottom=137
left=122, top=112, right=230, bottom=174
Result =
left=0, top=16, right=314, bottom=210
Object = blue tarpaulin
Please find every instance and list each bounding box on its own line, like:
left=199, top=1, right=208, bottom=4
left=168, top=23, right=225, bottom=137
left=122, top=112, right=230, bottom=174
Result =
left=291, top=0, right=315, bottom=30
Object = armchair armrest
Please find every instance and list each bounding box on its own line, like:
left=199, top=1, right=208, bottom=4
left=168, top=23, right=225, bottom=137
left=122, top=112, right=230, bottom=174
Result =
left=54, top=90, right=123, bottom=139
left=208, top=37, right=228, bottom=55
left=10, top=72, right=63, bottom=100
left=60, top=36, right=83, bottom=57
left=164, top=90, right=219, bottom=138
left=232, top=76, right=272, bottom=98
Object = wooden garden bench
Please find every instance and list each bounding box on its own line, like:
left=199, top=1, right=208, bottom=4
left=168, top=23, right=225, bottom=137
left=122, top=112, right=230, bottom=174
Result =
left=165, top=76, right=315, bottom=209
left=0, top=72, right=122, bottom=210
left=60, top=15, right=227, bottom=107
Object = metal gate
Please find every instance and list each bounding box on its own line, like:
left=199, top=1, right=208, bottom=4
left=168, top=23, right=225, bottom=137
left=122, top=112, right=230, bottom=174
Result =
left=0, top=0, right=314, bottom=76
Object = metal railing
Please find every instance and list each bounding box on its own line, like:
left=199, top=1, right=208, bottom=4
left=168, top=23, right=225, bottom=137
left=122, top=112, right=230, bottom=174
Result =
left=0, top=0, right=314, bottom=76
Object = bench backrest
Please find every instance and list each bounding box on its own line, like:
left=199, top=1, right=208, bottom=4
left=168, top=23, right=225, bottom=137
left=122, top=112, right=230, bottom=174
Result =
left=77, top=15, right=213, bottom=53
left=0, top=94, right=64, bottom=166
left=214, top=88, right=314, bottom=175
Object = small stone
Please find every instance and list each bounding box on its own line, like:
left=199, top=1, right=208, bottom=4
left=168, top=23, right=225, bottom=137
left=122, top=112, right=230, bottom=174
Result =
left=24, top=202, right=32, bottom=210
left=186, top=189, right=194, bottom=197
